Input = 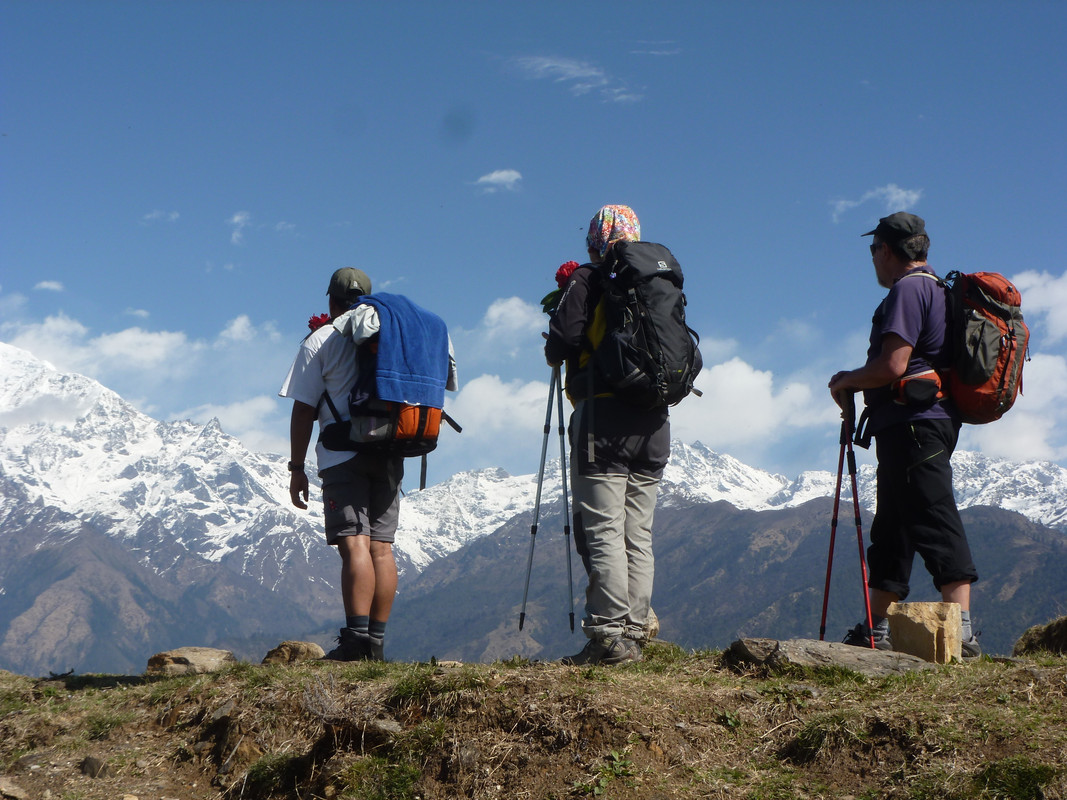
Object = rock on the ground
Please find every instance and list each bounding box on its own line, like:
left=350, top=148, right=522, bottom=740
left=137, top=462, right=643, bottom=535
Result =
left=726, top=637, right=937, bottom=678
left=0, top=776, right=29, bottom=800
left=1014, top=616, right=1067, bottom=656
left=262, top=640, right=325, bottom=664
left=145, top=646, right=237, bottom=676
left=887, top=601, right=962, bottom=663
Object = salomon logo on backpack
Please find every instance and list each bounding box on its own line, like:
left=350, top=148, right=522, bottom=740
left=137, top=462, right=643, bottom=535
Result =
left=941, top=270, right=1029, bottom=424
left=592, top=241, right=702, bottom=408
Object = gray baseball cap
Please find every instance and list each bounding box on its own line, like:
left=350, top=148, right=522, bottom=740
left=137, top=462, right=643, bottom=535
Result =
left=327, top=267, right=371, bottom=303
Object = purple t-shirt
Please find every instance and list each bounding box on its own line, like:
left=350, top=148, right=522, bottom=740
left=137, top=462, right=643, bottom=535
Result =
left=861, top=267, right=956, bottom=434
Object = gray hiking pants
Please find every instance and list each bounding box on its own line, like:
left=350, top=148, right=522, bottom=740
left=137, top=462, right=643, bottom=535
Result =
left=573, top=471, right=660, bottom=642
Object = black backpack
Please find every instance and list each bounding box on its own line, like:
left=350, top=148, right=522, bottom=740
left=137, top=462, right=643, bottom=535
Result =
left=591, top=240, right=702, bottom=408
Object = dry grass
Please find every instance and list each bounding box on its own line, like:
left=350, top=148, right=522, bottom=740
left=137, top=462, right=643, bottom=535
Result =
left=1, top=646, right=1065, bottom=799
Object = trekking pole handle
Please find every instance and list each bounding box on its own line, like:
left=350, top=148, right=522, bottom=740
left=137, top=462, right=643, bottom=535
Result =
left=841, top=392, right=856, bottom=440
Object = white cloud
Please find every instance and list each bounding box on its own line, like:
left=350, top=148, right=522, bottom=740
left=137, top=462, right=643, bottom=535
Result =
left=141, top=210, right=179, bottom=224
left=475, top=169, right=523, bottom=193
left=34, top=281, right=64, bottom=292
left=630, top=41, right=681, bottom=56
left=218, top=314, right=257, bottom=344
left=831, top=184, right=923, bottom=223
left=483, top=297, right=545, bottom=338
left=3, top=311, right=298, bottom=457
left=957, top=352, right=1067, bottom=463
left=511, top=56, right=642, bottom=103
left=228, top=211, right=252, bottom=244
left=125, top=308, right=150, bottom=319
left=452, top=296, right=548, bottom=365
left=275, top=221, right=296, bottom=233
left=6, top=314, right=199, bottom=379
left=93, top=328, right=194, bottom=371
left=671, top=357, right=837, bottom=452
left=1012, top=269, right=1067, bottom=344
left=513, top=56, right=608, bottom=94
left=437, top=374, right=558, bottom=478
left=0, top=289, right=28, bottom=318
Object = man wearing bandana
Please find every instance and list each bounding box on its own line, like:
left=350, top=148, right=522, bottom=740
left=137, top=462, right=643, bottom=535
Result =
left=545, top=205, right=670, bottom=666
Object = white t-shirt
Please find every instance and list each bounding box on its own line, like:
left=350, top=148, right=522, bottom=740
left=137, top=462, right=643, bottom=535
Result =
left=278, top=306, right=379, bottom=472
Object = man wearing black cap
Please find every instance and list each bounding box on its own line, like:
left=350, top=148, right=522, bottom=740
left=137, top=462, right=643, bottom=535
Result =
left=829, top=212, right=980, bottom=659
left=279, top=267, right=401, bottom=661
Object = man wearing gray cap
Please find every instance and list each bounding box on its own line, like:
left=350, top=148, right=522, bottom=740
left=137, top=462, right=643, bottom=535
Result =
left=279, top=267, right=401, bottom=661
left=829, top=213, right=980, bottom=659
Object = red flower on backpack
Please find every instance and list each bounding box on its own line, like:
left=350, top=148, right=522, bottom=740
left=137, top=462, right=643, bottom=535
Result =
left=541, top=261, right=582, bottom=314
left=308, top=313, right=331, bottom=332
left=555, top=260, right=580, bottom=288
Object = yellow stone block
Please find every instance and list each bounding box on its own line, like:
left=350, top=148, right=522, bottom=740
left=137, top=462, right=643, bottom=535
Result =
left=886, top=602, right=962, bottom=663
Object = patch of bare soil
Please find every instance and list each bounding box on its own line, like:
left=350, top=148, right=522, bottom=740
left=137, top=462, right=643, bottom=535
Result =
left=2, top=645, right=1066, bottom=800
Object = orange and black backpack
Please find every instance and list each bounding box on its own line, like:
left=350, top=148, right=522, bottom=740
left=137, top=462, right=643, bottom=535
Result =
left=893, top=270, right=1030, bottom=424
left=940, top=270, right=1029, bottom=424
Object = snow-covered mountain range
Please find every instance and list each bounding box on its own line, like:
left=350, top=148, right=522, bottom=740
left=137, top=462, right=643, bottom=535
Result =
left=2, top=341, right=1066, bottom=673
left=2, top=340, right=1065, bottom=588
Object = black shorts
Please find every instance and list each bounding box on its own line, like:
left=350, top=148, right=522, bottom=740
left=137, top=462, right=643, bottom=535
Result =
left=868, top=418, right=977, bottom=597
left=319, top=453, right=404, bottom=545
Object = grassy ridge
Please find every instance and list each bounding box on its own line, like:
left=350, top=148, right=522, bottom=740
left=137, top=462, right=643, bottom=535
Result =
left=2, top=645, right=1065, bottom=799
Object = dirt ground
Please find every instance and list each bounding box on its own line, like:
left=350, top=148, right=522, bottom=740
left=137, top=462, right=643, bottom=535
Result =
left=2, top=644, right=1066, bottom=800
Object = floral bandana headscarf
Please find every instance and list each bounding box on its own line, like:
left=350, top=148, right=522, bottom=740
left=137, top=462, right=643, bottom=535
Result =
left=586, top=205, right=641, bottom=257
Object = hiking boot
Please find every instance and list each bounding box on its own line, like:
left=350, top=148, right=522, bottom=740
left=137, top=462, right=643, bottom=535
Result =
left=561, top=636, right=642, bottom=666
left=321, top=628, right=373, bottom=662
left=368, top=635, right=385, bottom=662
left=842, top=623, right=893, bottom=651
left=961, top=635, right=982, bottom=661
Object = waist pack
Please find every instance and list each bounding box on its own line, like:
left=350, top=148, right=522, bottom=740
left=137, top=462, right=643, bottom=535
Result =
left=941, top=270, right=1029, bottom=424
left=591, top=240, right=702, bottom=408
left=320, top=392, right=450, bottom=457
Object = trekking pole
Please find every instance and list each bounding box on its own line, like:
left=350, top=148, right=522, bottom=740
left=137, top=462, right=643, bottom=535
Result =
left=552, top=365, right=576, bottom=632
left=519, top=368, right=558, bottom=631
left=843, top=393, right=876, bottom=649
left=818, top=408, right=848, bottom=641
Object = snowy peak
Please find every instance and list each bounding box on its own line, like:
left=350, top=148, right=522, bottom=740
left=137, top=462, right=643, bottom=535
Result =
left=660, top=441, right=789, bottom=508
left=2, top=340, right=1064, bottom=596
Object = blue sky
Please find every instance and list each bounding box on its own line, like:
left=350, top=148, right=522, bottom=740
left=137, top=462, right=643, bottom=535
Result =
left=3, top=1, right=1066, bottom=486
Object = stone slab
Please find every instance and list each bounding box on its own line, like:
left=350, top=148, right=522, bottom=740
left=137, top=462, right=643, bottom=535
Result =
left=726, top=637, right=936, bottom=678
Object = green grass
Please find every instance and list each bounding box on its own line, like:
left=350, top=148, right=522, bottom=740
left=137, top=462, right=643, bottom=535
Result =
left=243, top=752, right=302, bottom=797
left=973, top=756, right=1059, bottom=800
left=338, top=756, right=421, bottom=800
left=785, top=710, right=868, bottom=764
left=84, top=709, right=136, bottom=741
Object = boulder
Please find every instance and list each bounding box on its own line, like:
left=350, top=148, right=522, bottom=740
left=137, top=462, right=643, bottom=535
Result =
left=886, top=601, right=962, bottom=663
left=146, top=646, right=237, bottom=676
left=0, top=776, right=29, bottom=800
left=262, top=640, right=326, bottom=664
left=726, top=638, right=936, bottom=678
left=1013, top=616, right=1067, bottom=656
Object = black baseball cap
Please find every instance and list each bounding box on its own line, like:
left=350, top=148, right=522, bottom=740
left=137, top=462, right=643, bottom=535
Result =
left=862, top=212, right=926, bottom=242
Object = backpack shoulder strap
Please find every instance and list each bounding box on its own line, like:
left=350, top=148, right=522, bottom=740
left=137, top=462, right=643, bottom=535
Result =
left=320, top=391, right=344, bottom=423
left=898, top=268, right=942, bottom=283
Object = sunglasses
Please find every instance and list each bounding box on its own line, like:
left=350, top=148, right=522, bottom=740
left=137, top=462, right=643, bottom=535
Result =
left=869, top=242, right=882, bottom=255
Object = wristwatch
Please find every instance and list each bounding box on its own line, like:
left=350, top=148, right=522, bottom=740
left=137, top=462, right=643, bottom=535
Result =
left=287, top=461, right=305, bottom=473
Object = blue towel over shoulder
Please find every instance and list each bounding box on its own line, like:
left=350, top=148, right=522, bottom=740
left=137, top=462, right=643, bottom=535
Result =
left=359, top=293, right=449, bottom=408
